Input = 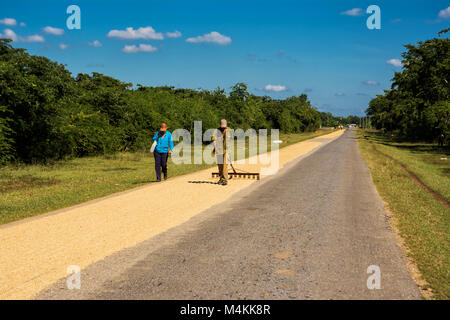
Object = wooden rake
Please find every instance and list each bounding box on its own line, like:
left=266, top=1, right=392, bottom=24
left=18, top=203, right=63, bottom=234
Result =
left=212, top=154, right=261, bottom=180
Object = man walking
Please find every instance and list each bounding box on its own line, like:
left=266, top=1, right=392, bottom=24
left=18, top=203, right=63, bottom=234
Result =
left=152, top=123, right=174, bottom=182
left=212, top=119, right=231, bottom=186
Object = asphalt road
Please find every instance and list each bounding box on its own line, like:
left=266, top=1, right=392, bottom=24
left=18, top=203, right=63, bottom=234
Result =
left=37, top=129, right=421, bottom=299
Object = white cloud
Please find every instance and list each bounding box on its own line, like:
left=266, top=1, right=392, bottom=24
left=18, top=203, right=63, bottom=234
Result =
left=88, top=40, right=102, bottom=47
left=335, top=92, right=346, bottom=97
left=0, top=18, right=17, bottom=26
left=340, top=8, right=363, bottom=16
left=107, top=27, right=164, bottom=40
left=42, top=26, right=64, bottom=36
left=22, top=34, right=45, bottom=43
left=186, top=31, right=231, bottom=45
left=0, top=28, right=44, bottom=42
left=122, top=44, right=158, bottom=53
left=166, top=30, right=182, bottom=38
left=438, top=7, right=450, bottom=19
left=386, top=59, right=403, bottom=67
left=20, top=22, right=26, bottom=27
left=363, top=80, right=379, bottom=86
left=264, top=84, right=287, bottom=92
left=59, top=43, right=69, bottom=50
left=0, top=28, right=18, bottom=41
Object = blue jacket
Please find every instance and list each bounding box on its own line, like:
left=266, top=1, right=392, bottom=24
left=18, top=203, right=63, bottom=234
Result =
left=153, top=131, right=174, bottom=153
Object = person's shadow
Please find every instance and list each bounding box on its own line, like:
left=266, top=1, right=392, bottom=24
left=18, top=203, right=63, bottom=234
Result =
left=132, top=179, right=163, bottom=184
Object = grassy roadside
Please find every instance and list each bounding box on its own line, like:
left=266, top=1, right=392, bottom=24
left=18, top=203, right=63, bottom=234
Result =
left=0, top=130, right=335, bottom=225
left=357, top=129, right=449, bottom=300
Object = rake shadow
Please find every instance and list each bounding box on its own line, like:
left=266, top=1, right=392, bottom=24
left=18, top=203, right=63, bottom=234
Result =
left=188, top=181, right=220, bottom=185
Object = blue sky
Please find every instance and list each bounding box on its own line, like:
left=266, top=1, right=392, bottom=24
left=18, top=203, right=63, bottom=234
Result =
left=1, top=0, right=449, bottom=116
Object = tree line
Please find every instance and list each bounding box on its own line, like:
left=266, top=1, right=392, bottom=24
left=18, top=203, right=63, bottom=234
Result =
left=367, top=29, right=449, bottom=144
left=0, top=39, right=355, bottom=164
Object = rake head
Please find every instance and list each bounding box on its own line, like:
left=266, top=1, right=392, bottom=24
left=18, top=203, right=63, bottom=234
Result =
left=212, top=172, right=260, bottom=180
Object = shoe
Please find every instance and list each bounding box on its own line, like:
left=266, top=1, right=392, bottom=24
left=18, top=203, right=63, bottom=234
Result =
left=156, top=179, right=162, bottom=182
left=164, top=175, right=167, bottom=180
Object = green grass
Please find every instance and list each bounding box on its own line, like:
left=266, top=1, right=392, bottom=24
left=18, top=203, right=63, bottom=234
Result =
left=357, top=129, right=449, bottom=300
left=0, top=130, right=335, bottom=225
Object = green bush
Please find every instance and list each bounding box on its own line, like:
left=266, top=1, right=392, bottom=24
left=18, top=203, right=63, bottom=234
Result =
left=367, top=30, right=450, bottom=143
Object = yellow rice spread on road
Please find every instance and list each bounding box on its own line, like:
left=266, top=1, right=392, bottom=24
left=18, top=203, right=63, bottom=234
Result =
left=0, top=130, right=343, bottom=299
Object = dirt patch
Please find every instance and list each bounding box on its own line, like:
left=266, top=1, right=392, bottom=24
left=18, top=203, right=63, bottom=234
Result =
left=274, top=251, right=292, bottom=260
left=274, top=269, right=296, bottom=275
left=372, top=145, right=450, bottom=209
left=0, top=175, right=60, bottom=193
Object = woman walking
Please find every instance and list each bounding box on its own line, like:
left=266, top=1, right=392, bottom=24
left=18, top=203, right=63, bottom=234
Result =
left=152, top=123, right=174, bottom=182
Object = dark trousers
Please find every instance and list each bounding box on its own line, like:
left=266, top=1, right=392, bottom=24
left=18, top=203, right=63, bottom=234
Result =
left=216, top=153, right=228, bottom=181
left=154, top=151, right=168, bottom=180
